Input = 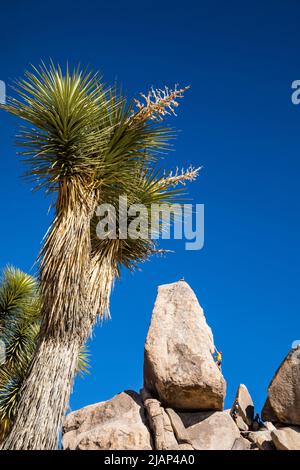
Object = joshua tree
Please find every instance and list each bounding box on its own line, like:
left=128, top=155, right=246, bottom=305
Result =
left=1, top=64, right=198, bottom=449
left=0, top=266, right=89, bottom=442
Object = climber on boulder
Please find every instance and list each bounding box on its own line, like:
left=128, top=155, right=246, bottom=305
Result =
left=214, top=349, right=222, bottom=369
left=231, top=401, right=239, bottom=420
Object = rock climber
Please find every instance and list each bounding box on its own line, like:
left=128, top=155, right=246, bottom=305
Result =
left=214, top=349, right=222, bottom=369
left=252, top=412, right=263, bottom=430
left=231, top=401, right=240, bottom=420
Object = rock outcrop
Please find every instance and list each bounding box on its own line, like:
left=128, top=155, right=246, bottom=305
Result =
left=62, top=391, right=152, bottom=450
left=144, top=281, right=226, bottom=410
left=245, top=430, right=275, bottom=450
left=235, top=415, right=249, bottom=431
left=231, top=436, right=252, bottom=450
left=271, top=426, right=300, bottom=450
left=262, top=348, right=300, bottom=426
left=165, top=408, right=240, bottom=450
left=62, top=280, right=300, bottom=451
left=140, top=389, right=179, bottom=450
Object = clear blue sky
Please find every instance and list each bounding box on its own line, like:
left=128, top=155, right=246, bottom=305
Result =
left=1, top=0, right=300, bottom=415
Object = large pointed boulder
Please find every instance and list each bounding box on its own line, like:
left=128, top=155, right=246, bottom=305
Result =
left=262, top=347, right=300, bottom=425
left=144, top=280, right=226, bottom=410
left=231, top=384, right=254, bottom=427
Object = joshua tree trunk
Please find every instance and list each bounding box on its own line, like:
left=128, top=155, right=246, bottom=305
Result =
left=2, top=179, right=114, bottom=450
left=2, top=337, right=82, bottom=449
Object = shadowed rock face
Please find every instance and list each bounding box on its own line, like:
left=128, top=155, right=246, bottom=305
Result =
left=262, top=348, right=300, bottom=426
left=246, top=430, right=275, bottom=450
left=144, top=281, right=226, bottom=410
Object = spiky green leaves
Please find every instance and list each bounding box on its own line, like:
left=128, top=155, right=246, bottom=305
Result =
left=0, top=267, right=40, bottom=440
left=0, top=267, right=38, bottom=323
left=3, top=64, right=114, bottom=189
left=76, top=345, right=90, bottom=377
left=3, top=63, right=176, bottom=193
